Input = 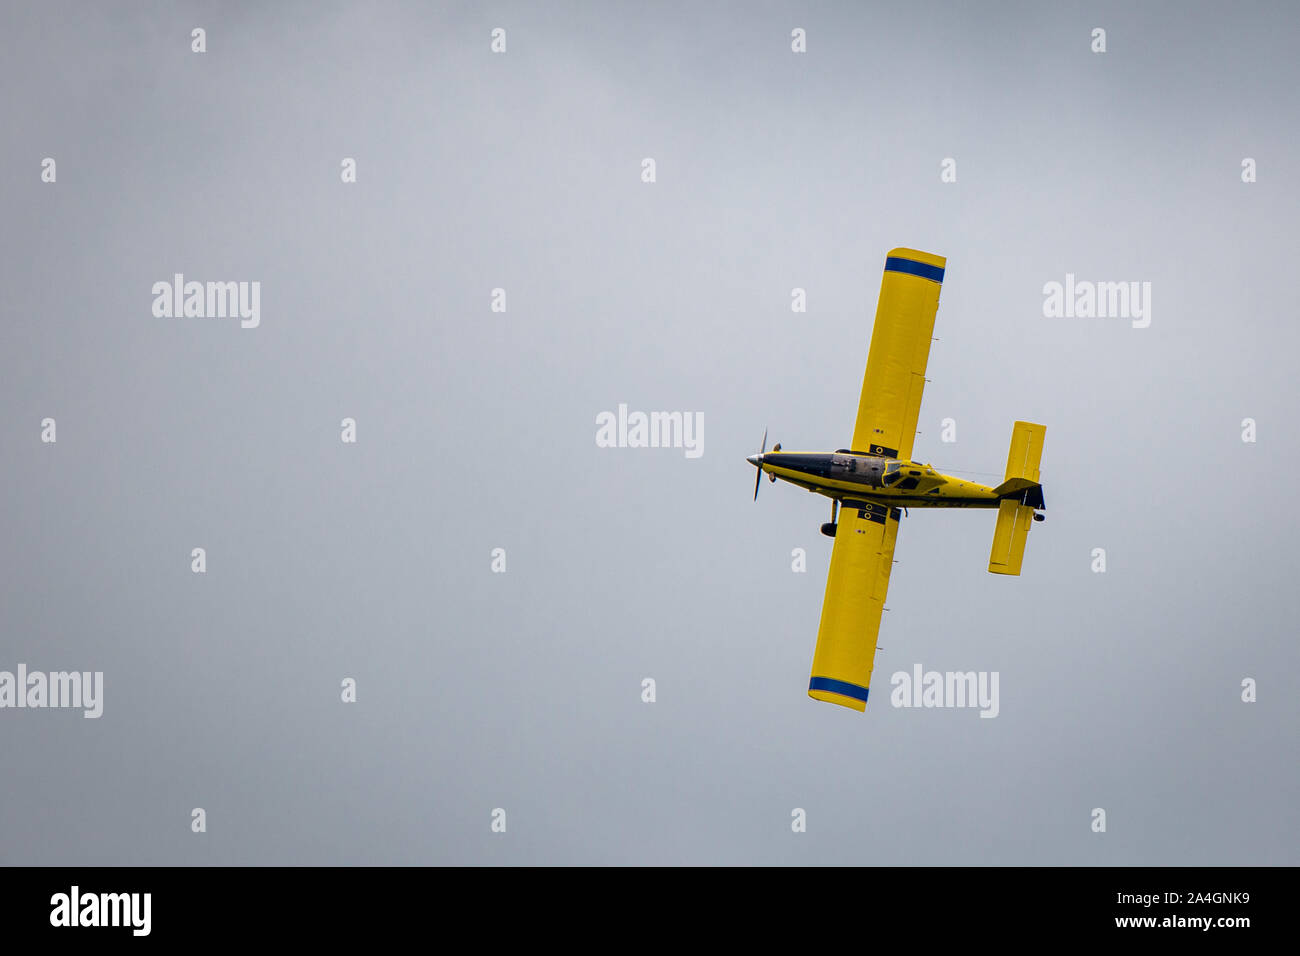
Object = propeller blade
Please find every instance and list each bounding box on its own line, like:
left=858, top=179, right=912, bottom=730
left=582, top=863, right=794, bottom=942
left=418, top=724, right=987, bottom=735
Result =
left=753, top=428, right=768, bottom=501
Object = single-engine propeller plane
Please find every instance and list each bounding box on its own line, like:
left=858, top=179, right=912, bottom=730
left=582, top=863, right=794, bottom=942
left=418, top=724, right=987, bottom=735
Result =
left=748, top=248, right=1046, bottom=712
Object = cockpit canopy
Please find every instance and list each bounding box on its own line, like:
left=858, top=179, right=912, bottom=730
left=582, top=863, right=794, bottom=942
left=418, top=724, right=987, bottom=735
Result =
left=827, top=454, right=933, bottom=490
left=883, top=460, right=928, bottom=489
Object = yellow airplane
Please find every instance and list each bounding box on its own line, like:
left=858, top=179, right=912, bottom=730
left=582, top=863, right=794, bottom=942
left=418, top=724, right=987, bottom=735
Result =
left=747, top=248, right=1046, bottom=712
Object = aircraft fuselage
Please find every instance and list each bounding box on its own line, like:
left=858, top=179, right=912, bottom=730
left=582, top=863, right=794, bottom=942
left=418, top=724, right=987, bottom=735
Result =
left=748, top=450, right=1002, bottom=509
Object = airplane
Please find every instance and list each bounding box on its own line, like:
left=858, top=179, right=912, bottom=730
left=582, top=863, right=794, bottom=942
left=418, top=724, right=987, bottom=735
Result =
left=747, top=248, right=1046, bottom=712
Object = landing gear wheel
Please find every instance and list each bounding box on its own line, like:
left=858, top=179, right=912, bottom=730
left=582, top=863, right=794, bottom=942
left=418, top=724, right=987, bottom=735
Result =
left=1032, top=512, right=1045, bottom=522
left=820, top=522, right=838, bottom=537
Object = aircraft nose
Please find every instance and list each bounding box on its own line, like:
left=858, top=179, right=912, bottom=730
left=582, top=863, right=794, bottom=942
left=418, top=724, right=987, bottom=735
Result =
left=746, top=454, right=763, bottom=467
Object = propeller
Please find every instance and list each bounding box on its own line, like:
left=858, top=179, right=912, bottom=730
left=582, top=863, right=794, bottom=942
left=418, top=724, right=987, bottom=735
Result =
left=752, top=429, right=767, bottom=500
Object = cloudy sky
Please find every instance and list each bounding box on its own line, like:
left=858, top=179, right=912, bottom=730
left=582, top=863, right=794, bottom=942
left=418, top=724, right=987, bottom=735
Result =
left=1, top=0, right=1296, bottom=864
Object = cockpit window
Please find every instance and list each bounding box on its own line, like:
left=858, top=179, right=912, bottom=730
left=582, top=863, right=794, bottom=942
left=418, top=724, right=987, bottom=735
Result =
left=882, top=461, right=903, bottom=486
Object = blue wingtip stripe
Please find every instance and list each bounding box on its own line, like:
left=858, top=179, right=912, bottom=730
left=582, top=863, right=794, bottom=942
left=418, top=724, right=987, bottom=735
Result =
left=884, top=256, right=945, bottom=283
left=808, top=676, right=870, bottom=703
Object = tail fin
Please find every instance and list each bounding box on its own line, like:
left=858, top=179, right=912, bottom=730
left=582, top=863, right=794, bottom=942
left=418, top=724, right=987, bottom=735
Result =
left=988, top=421, right=1046, bottom=576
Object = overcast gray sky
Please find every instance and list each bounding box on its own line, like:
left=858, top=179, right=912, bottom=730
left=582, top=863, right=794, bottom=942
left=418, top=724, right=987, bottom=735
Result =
left=1, top=0, right=1296, bottom=865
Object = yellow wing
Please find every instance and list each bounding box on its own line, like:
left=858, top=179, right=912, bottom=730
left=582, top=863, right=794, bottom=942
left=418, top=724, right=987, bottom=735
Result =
left=849, top=248, right=947, bottom=460
left=808, top=501, right=901, bottom=711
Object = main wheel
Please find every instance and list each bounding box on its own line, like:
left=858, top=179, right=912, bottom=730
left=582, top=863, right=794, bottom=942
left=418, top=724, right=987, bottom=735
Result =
left=1032, top=512, right=1045, bottom=522
left=820, top=522, right=837, bottom=537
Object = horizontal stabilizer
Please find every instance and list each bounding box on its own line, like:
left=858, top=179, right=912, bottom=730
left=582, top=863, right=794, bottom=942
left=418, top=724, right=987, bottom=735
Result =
left=988, top=421, right=1046, bottom=575
left=1003, top=421, right=1046, bottom=482
left=988, top=500, right=1033, bottom=575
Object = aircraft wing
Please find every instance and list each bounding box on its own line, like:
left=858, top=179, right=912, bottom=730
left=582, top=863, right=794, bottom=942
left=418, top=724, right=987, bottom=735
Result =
left=849, top=248, right=947, bottom=460
left=808, top=500, right=901, bottom=711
